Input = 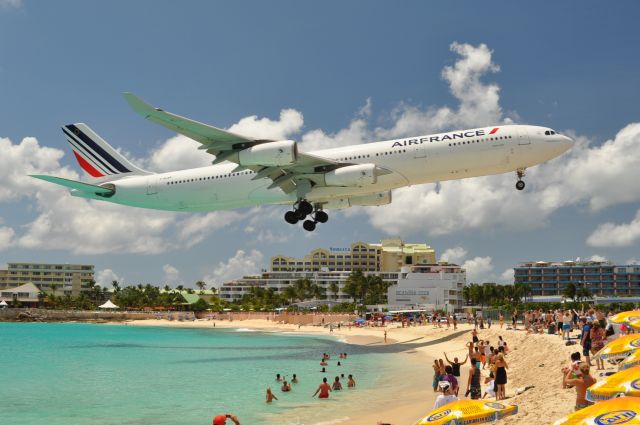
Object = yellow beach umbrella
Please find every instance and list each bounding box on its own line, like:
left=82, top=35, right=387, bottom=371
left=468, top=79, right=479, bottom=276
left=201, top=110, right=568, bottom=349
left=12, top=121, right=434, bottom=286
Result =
left=621, top=351, right=640, bottom=371
left=414, top=400, right=517, bottom=425
left=595, top=334, right=640, bottom=360
left=610, top=310, right=640, bottom=324
left=586, top=366, right=640, bottom=401
left=551, top=396, right=640, bottom=425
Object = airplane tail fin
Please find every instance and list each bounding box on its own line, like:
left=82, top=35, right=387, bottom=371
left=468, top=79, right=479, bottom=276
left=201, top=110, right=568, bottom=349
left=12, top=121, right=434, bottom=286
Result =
left=61, top=123, right=152, bottom=178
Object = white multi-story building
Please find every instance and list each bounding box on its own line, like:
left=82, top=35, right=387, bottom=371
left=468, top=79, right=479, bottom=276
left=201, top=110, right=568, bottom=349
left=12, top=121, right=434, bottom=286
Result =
left=219, top=270, right=400, bottom=303
left=387, top=264, right=466, bottom=311
left=219, top=264, right=466, bottom=311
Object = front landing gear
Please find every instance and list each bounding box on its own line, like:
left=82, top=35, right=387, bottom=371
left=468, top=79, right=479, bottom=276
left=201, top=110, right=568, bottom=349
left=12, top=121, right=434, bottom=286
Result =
left=284, top=201, right=329, bottom=231
left=515, top=168, right=526, bottom=191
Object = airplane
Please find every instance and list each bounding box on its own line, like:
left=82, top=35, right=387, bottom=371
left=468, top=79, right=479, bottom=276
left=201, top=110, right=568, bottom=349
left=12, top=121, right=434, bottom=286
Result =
left=31, top=93, right=574, bottom=232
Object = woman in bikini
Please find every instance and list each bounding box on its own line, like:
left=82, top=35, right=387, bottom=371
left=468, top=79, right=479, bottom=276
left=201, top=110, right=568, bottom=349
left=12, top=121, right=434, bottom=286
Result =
left=467, top=360, right=482, bottom=400
left=563, top=362, right=596, bottom=410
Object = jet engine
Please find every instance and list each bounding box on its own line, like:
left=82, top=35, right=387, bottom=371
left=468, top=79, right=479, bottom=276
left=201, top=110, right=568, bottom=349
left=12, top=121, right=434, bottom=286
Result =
left=324, top=164, right=376, bottom=187
left=322, top=191, right=392, bottom=209
left=238, top=140, right=297, bottom=167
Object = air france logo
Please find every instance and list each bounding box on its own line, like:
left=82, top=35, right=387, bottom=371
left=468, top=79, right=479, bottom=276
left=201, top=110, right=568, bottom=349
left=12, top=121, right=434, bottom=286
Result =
left=390, top=128, right=499, bottom=148
left=631, top=379, right=640, bottom=391
left=426, top=409, right=451, bottom=421
left=594, top=410, right=637, bottom=425
left=484, top=402, right=506, bottom=409
left=630, top=338, right=640, bottom=348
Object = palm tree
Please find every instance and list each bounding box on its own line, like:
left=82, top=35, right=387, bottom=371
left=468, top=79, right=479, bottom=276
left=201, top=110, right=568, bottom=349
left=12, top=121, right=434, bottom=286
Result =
left=196, top=281, right=206, bottom=293
left=329, top=282, right=339, bottom=301
left=50, top=283, right=60, bottom=296
left=112, top=280, right=120, bottom=293
left=163, top=285, right=171, bottom=292
left=176, top=285, right=185, bottom=292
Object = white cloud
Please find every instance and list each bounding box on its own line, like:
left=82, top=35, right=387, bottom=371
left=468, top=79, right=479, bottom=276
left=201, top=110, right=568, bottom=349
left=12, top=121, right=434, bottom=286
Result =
left=463, top=256, right=494, bottom=283
left=375, top=42, right=507, bottom=140
left=440, top=246, right=468, bottom=264
left=162, top=264, right=181, bottom=285
left=0, top=0, right=22, bottom=9
left=440, top=246, right=495, bottom=283
left=96, top=269, right=120, bottom=287
left=176, top=211, right=246, bottom=247
left=587, top=209, right=640, bottom=248
left=227, top=108, right=303, bottom=140
left=587, top=254, right=608, bottom=262
left=204, top=249, right=264, bottom=287
left=0, top=226, right=15, bottom=251
left=499, top=268, right=514, bottom=283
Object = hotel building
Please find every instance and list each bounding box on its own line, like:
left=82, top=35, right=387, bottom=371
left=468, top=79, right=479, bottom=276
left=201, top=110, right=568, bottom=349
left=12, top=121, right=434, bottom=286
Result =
left=219, top=240, right=465, bottom=310
left=270, top=239, right=436, bottom=273
left=514, top=260, right=640, bottom=297
left=0, top=262, right=95, bottom=297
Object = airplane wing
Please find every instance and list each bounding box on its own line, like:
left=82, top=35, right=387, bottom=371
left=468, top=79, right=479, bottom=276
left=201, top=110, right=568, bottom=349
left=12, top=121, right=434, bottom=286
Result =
left=30, top=175, right=115, bottom=196
left=124, top=93, right=348, bottom=194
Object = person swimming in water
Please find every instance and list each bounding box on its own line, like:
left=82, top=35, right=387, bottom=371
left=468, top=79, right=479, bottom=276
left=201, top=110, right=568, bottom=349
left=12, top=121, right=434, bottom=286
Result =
left=275, top=374, right=282, bottom=382
left=281, top=380, right=291, bottom=392
left=291, top=374, right=298, bottom=384
left=332, top=376, right=342, bottom=390
left=348, top=374, right=356, bottom=388
left=313, top=377, right=332, bottom=399
left=266, top=387, right=278, bottom=403
left=321, top=367, right=326, bottom=373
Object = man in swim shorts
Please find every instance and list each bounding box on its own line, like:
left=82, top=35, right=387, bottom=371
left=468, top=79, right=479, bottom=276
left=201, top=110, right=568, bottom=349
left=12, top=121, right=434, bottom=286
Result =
left=212, top=414, right=240, bottom=425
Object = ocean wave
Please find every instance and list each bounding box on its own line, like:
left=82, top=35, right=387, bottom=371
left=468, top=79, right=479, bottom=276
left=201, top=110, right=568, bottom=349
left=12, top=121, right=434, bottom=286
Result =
left=311, top=416, right=351, bottom=425
left=234, top=328, right=258, bottom=332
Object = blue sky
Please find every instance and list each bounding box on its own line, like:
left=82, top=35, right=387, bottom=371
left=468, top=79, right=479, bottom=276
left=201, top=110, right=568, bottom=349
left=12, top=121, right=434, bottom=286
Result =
left=1, top=1, right=639, bottom=287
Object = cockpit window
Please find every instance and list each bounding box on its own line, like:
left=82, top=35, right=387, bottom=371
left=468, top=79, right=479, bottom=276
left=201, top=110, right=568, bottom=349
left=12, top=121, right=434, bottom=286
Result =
left=544, top=130, right=557, bottom=136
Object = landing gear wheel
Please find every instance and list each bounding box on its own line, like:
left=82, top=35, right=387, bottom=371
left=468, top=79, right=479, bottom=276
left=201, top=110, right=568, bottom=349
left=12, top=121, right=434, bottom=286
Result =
left=303, top=220, right=316, bottom=232
left=298, top=200, right=313, bottom=216
left=284, top=211, right=299, bottom=224
left=516, top=180, right=525, bottom=191
left=314, top=210, right=329, bottom=223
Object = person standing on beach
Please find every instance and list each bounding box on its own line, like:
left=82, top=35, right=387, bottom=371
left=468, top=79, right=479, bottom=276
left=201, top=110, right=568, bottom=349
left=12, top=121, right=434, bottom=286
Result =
left=384, top=330, right=387, bottom=343
left=590, top=321, right=606, bottom=370
left=444, top=353, right=467, bottom=379
left=313, top=377, right=332, bottom=399
left=494, top=353, right=508, bottom=400
left=580, top=317, right=592, bottom=366
left=466, top=361, right=482, bottom=399
left=499, top=313, right=504, bottom=329
left=563, top=362, right=596, bottom=411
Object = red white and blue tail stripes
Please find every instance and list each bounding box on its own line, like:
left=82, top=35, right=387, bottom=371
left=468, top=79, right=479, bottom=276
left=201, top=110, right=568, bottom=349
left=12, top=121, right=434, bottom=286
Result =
left=62, top=123, right=148, bottom=177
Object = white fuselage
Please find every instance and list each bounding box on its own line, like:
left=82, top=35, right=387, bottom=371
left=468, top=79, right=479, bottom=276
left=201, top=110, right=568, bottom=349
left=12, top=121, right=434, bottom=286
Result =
left=73, top=124, right=573, bottom=211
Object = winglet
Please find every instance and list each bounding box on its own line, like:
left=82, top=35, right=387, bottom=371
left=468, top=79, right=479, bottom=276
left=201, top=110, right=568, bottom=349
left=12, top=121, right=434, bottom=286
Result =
left=123, top=92, right=159, bottom=117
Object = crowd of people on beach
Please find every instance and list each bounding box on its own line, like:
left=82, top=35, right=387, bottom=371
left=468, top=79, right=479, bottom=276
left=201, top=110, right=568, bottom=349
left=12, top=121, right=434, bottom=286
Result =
left=430, top=306, right=627, bottom=414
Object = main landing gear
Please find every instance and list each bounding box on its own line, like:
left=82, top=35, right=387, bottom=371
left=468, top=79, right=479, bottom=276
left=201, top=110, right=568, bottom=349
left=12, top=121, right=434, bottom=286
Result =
left=515, top=168, right=526, bottom=191
left=284, top=200, right=329, bottom=231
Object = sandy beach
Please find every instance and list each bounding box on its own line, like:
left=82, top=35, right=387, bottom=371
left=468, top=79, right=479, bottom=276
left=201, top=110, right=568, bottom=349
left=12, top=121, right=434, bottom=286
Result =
left=122, top=318, right=611, bottom=424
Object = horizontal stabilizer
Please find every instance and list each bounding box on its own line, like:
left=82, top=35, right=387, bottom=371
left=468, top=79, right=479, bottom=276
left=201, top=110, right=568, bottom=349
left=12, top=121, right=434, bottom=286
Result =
left=30, top=175, right=115, bottom=195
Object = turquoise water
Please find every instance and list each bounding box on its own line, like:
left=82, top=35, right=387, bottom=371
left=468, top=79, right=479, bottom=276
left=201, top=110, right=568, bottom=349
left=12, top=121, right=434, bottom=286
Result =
left=0, top=323, right=393, bottom=425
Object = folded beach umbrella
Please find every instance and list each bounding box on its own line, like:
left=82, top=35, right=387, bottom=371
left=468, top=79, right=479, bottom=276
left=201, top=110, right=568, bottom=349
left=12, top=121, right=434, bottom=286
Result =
left=414, top=400, right=517, bottom=425
left=620, top=350, right=640, bottom=371
left=550, top=396, right=640, bottom=425
left=586, top=366, right=640, bottom=401
left=595, top=334, right=640, bottom=360
left=610, top=310, right=640, bottom=324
